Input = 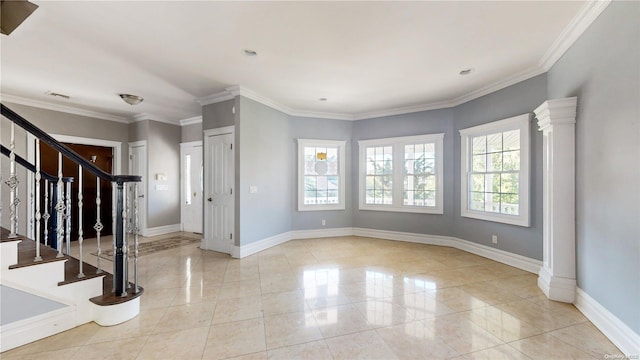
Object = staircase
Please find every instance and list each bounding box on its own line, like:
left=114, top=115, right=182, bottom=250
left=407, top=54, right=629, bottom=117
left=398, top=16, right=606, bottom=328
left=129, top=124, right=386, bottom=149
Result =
left=0, top=104, right=143, bottom=352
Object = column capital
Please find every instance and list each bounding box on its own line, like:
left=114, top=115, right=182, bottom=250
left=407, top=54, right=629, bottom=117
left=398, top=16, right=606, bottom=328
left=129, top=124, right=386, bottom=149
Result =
left=534, top=97, right=577, bottom=131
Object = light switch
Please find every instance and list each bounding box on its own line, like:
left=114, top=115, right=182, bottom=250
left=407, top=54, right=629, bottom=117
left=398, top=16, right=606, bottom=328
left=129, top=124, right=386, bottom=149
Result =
left=249, top=186, right=258, bottom=193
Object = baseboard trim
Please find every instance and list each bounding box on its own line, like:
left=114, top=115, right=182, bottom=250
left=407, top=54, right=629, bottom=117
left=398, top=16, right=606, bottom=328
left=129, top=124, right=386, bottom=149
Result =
left=291, top=227, right=354, bottom=240
left=574, top=288, right=640, bottom=357
left=0, top=305, right=76, bottom=352
left=231, top=227, right=540, bottom=274
left=538, top=266, right=577, bottom=303
left=144, top=224, right=181, bottom=237
left=352, top=227, right=541, bottom=274
left=233, top=232, right=291, bottom=259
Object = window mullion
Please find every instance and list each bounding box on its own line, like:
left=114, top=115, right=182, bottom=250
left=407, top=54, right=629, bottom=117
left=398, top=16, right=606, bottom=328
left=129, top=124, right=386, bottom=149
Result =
left=393, top=144, right=403, bottom=207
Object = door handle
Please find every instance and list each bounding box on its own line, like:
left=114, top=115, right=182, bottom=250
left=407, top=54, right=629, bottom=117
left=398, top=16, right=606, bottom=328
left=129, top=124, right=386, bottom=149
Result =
left=207, top=197, right=212, bottom=202
left=138, top=195, right=145, bottom=198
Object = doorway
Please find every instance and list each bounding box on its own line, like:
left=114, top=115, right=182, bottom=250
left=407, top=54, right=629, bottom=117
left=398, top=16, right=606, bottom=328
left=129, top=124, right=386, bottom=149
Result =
left=128, top=141, right=148, bottom=236
left=181, top=141, right=203, bottom=234
left=203, top=127, right=234, bottom=254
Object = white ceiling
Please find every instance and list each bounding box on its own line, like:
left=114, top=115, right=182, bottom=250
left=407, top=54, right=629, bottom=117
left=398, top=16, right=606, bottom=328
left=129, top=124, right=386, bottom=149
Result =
left=1, top=1, right=600, bottom=124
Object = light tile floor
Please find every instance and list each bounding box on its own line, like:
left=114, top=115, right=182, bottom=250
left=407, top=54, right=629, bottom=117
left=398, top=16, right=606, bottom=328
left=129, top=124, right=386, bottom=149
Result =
left=2, top=233, right=624, bottom=359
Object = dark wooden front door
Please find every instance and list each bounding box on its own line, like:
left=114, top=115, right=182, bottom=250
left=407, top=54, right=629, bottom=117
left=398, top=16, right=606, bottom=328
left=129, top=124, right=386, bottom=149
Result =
left=40, top=142, right=114, bottom=241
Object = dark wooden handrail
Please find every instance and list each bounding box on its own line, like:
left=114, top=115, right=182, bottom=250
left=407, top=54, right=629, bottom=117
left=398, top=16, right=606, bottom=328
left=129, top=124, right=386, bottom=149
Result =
left=1, top=103, right=141, bottom=184
left=1, top=145, right=74, bottom=183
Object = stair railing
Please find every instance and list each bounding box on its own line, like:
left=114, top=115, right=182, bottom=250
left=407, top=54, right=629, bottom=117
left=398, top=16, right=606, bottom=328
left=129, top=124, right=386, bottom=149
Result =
left=1, top=144, right=74, bottom=260
left=1, top=103, right=142, bottom=296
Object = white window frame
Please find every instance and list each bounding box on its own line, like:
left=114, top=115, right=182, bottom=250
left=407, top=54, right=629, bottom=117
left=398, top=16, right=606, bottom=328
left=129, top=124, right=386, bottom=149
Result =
left=459, top=113, right=530, bottom=227
left=297, top=139, right=346, bottom=211
left=358, top=133, right=444, bottom=214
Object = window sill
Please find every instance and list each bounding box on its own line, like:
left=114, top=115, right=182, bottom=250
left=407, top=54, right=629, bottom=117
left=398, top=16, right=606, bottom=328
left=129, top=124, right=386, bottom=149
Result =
left=461, top=210, right=530, bottom=227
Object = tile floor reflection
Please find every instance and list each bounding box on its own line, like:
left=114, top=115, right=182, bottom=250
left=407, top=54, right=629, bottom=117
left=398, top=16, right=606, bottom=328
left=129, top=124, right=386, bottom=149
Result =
left=2, top=233, right=624, bottom=359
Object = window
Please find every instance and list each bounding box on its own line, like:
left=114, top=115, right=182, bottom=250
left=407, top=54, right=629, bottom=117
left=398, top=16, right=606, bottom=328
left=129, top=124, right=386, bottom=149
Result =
left=358, top=133, right=444, bottom=214
left=297, top=139, right=346, bottom=211
left=460, top=113, right=530, bottom=226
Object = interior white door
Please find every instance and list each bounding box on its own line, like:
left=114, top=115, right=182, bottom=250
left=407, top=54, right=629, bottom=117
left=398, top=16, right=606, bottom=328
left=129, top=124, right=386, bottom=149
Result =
left=182, top=144, right=203, bottom=233
left=204, top=132, right=234, bottom=254
left=128, top=142, right=147, bottom=236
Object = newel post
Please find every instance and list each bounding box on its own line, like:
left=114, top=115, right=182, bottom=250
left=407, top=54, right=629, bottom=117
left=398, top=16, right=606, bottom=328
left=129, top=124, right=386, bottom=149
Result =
left=534, top=97, right=578, bottom=303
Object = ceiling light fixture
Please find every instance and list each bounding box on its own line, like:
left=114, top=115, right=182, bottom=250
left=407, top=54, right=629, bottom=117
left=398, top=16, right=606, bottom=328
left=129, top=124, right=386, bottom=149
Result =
left=459, top=68, right=473, bottom=76
left=243, top=49, right=258, bottom=57
left=119, top=94, right=144, bottom=105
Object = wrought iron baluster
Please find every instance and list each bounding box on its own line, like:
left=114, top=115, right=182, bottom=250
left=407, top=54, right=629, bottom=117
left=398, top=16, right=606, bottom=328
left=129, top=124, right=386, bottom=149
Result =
left=55, top=152, right=65, bottom=258
left=112, top=183, right=117, bottom=292
left=6, top=122, right=19, bottom=238
left=43, top=182, right=50, bottom=246
left=65, top=181, right=71, bottom=255
left=77, top=165, right=85, bottom=278
left=94, top=177, right=103, bottom=274
left=121, top=182, right=128, bottom=295
left=34, top=139, right=42, bottom=261
left=133, top=182, right=140, bottom=293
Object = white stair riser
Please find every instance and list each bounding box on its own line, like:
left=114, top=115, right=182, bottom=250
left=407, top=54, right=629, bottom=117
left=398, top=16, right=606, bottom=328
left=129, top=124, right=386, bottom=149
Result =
left=0, top=240, right=20, bottom=268
left=1, top=261, right=66, bottom=288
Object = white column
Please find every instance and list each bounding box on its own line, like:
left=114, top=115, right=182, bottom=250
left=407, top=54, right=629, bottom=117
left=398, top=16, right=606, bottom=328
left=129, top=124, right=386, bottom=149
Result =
left=534, top=97, right=578, bottom=303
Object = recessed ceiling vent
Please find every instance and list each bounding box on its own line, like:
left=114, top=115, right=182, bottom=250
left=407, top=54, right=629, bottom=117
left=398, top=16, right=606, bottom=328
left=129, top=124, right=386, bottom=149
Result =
left=45, top=91, right=70, bottom=99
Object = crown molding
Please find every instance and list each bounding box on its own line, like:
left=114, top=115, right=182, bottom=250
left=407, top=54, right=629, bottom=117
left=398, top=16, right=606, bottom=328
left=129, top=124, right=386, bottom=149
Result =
left=451, top=66, right=547, bottom=107
left=195, top=91, right=234, bottom=106
left=179, top=116, right=202, bottom=126
left=194, top=2, right=609, bottom=123
left=131, top=112, right=182, bottom=126
left=0, top=93, right=130, bottom=123
left=228, top=85, right=291, bottom=115
left=539, top=0, right=612, bottom=70
left=352, top=99, right=456, bottom=121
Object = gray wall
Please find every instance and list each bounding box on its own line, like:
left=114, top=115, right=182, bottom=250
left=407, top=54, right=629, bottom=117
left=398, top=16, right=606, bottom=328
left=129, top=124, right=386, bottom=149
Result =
left=202, top=99, right=235, bottom=131
left=290, top=116, right=353, bottom=230
left=146, top=121, right=181, bottom=228
left=181, top=122, right=202, bottom=143
left=351, top=108, right=455, bottom=236
left=237, top=97, right=292, bottom=245
left=548, top=0, right=640, bottom=334
left=128, top=120, right=148, bottom=143
left=453, top=74, right=547, bottom=260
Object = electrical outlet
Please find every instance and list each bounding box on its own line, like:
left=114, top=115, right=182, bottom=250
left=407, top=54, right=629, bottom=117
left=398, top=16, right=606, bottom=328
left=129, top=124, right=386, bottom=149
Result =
left=492, top=235, right=498, bottom=244
left=322, top=219, right=326, bottom=226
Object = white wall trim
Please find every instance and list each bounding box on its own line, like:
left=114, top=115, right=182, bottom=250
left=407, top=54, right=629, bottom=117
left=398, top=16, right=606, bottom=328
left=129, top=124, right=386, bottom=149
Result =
left=180, top=116, right=203, bottom=126
left=180, top=141, right=203, bottom=233
left=539, top=0, right=612, bottom=71
left=232, top=232, right=292, bottom=259
left=291, top=227, right=354, bottom=240
left=128, top=140, right=148, bottom=236
left=203, top=126, right=235, bottom=137
left=0, top=305, right=76, bottom=352
left=0, top=93, right=130, bottom=124
left=196, top=91, right=235, bottom=106
left=574, top=288, right=640, bottom=357
left=144, top=223, right=181, bottom=237
left=229, top=227, right=541, bottom=274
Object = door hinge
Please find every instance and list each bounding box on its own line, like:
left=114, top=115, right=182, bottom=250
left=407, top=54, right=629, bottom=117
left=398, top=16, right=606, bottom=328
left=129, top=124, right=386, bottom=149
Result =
left=230, top=233, right=232, bottom=240
left=230, top=188, right=232, bottom=195
left=230, top=143, right=233, bottom=150
left=129, top=155, right=133, bottom=160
